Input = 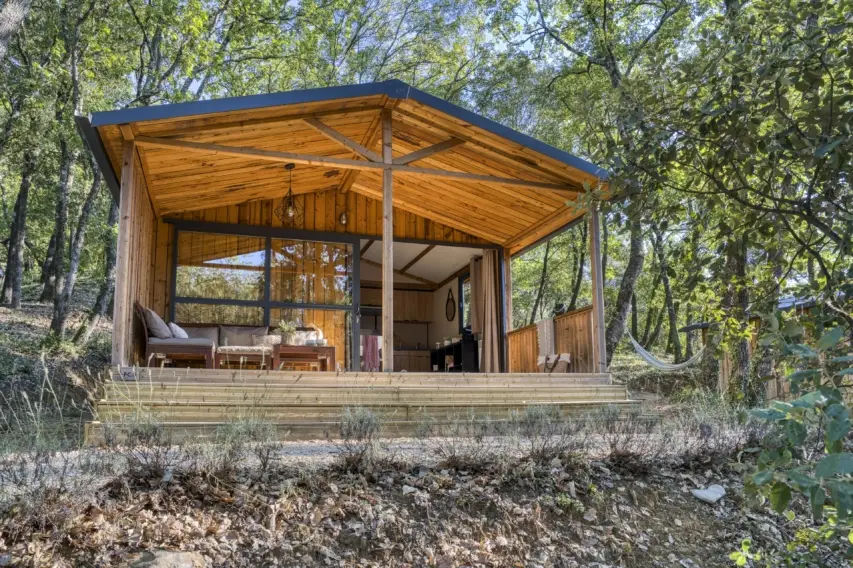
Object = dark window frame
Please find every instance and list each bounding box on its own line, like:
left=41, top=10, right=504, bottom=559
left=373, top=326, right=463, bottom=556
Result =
left=168, top=220, right=361, bottom=370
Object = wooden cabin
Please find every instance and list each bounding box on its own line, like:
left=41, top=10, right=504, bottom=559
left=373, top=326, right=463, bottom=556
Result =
left=77, top=80, right=629, bottom=440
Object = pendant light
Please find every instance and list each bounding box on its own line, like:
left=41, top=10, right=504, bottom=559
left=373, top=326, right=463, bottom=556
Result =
left=274, top=163, right=303, bottom=226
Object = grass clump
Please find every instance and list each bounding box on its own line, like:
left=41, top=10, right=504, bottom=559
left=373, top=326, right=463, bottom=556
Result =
left=514, top=404, right=590, bottom=463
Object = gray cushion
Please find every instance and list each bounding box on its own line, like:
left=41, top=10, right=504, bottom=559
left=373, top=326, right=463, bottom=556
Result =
left=219, top=326, right=269, bottom=347
left=148, top=337, right=214, bottom=348
left=168, top=322, right=189, bottom=339
left=217, top=345, right=273, bottom=354
left=144, top=308, right=172, bottom=339
left=184, top=326, right=219, bottom=348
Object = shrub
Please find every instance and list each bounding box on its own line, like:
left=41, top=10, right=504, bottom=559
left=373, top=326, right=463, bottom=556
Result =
left=590, top=404, right=663, bottom=468
left=336, top=406, right=381, bottom=471
left=514, top=405, right=590, bottom=463
left=415, top=409, right=509, bottom=471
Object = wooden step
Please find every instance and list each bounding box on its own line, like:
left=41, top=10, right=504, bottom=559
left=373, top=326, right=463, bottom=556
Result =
left=86, top=400, right=643, bottom=443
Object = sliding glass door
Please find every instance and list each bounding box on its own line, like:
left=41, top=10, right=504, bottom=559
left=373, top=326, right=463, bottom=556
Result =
left=170, top=225, right=359, bottom=370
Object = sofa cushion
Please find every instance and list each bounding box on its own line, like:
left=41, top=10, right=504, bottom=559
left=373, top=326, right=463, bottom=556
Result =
left=183, top=326, right=219, bottom=348
left=216, top=345, right=273, bottom=354
left=148, top=337, right=215, bottom=348
left=144, top=308, right=172, bottom=339
left=219, top=326, right=269, bottom=347
left=168, top=322, right=189, bottom=339
left=252, top=334, right=282, bottom=347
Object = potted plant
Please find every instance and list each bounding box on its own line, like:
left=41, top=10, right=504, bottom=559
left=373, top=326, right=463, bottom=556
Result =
left=276, top=320, right=297, bottom=345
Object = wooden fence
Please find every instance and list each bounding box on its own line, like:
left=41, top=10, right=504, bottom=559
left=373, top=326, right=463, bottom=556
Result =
left=507, top=306, right=596, bottom=373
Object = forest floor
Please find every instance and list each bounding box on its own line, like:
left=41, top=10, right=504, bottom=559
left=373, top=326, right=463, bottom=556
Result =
left=0, top=301, right=840, bottom=566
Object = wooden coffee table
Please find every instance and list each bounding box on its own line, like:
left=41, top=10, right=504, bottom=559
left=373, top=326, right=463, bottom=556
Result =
left=275, top=345, right=336, bottom=371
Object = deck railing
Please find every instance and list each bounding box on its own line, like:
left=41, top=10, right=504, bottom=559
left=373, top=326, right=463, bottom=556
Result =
left=507, top=306, right=596, bottom=373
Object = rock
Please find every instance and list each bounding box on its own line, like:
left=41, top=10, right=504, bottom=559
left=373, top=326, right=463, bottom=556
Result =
left=402, top=485, right=417, bottom=495
left=130, top=550, right=206, bottom=568
left=495, top=536, right=509, bottom=547
left=691, top=484, right=726, bottom=504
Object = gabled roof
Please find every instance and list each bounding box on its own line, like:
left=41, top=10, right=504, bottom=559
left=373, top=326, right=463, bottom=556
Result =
left=77, top=80, right=609, bottom=252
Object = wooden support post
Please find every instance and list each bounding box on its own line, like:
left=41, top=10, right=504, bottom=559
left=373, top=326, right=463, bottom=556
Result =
left=502, top=247, right=513, bottom=372
left=381, top=109, right=394, bottom=372
left=588, top=204, right=607, bottom=373
left=112, top=140, right=136, bottom=366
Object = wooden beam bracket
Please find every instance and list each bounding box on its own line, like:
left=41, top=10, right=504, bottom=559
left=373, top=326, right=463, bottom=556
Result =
left=393, top=137, right=464, bottom=165
left=303, top=117, right=381, bottom=162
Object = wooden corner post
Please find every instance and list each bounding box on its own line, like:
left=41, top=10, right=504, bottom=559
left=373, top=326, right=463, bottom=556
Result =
left=502, top=247, right=513, bottom=371
left=588, top=203, right=607, bottom=373
left=381, top=109, right=394, bottom=372
left=112, top=139, right=136, bottom=366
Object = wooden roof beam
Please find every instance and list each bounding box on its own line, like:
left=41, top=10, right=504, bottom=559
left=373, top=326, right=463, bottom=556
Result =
left=133, top=136, right=582, bottom=193
left=393, top=137, right=464, bottom=165
left=360, top=257, right=437, bottom=288
left=400, top=245, right=435, bottom=272
left=303, top=117, right=381, bottom=162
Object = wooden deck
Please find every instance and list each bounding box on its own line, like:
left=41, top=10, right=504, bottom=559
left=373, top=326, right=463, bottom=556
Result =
left=86, top=367, right=636, bottom=443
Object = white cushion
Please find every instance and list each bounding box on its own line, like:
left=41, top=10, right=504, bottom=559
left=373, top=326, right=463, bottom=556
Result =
left=217, top=345, right=273, bottom=354
left=252, top=334, right=282, bottom=347
left=144, top=308, right=172, bottom=339
left=168, top=322, right=189, bottom=339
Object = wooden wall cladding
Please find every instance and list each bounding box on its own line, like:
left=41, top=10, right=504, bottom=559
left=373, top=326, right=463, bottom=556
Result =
left=361, top=287, right=433, bottom=322
left=117, top=153, right=159, bottom=365
left=507, top=307, right=596, bottom=374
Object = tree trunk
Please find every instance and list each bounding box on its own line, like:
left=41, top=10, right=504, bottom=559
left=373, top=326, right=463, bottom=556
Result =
left=652, top=226, right=682, bottom=362
left=40, top=232, right=56, bottom=285
left=529, top=239, right=552, bottom=325
left=0, top=0, right=30, bottom=63
left=646, top=305, right=666, bottom=350
left=51, top=166, right=102, bottom=335
left=631, top=292, right=639, bottom=338
left=684, top=303, right=694, bottom=358
left=1, top=150, right=34, bottom=307
left=73, top=198, right=118, bottom=345
left=604, top=218, right=644, bottom=364
left=40, top=137, right=76, bottom=303
left=568, top=222, right=586, bottom=311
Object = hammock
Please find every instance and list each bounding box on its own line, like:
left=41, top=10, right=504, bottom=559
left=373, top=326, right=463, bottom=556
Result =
left=626, top=332, right=705, bottom=372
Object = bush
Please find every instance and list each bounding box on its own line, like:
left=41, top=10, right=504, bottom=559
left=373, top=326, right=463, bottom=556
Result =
left=415, top=409, right=509, bottom=471
left=336, top=407, right=381, bottom=471
left=514, top=405, right=590, bottom=463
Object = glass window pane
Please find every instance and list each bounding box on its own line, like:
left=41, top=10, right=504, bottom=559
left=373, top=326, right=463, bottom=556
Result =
left=176, top=232, right=266, bottom=301
left=270, top=308, right=350, bottom=371
left=175, top=304, right=264, bottom=326
left=270, top=239, right=352, bottom=305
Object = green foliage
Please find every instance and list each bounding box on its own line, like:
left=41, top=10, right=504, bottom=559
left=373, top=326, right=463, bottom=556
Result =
left=745, top=315, right=853, bottom=562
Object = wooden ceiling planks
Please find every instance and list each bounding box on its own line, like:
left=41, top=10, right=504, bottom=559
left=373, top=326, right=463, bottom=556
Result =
left=95, top=90, right=606, bottom=250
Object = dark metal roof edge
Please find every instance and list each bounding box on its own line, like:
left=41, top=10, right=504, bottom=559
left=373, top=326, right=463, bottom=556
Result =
left=84, top=79, right=608, bottom=179
left=75, top=116, right=120, bottom=202
left=88, top=81, right=406, bottom=127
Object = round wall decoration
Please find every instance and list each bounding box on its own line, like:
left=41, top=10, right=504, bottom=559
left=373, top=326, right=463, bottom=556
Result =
left=445, top=289, right=456, bottom=322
